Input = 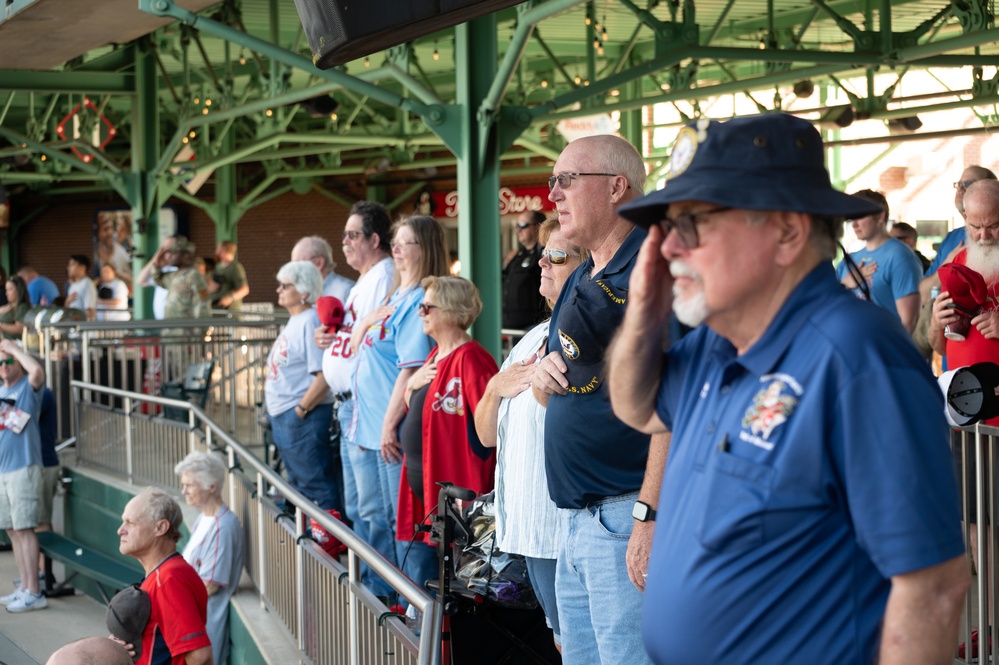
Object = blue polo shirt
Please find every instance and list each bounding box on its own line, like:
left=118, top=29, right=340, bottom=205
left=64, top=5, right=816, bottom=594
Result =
left=644, top=262, right=964, bottom=664
left=544, top=227, right=651, bottom=509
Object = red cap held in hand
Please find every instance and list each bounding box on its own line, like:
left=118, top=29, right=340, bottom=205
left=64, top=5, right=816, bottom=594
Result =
left=316, top=296, right=345, bottom=330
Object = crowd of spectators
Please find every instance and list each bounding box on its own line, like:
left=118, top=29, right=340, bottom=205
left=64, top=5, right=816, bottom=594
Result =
left=10, top=128, right=998, bottom=664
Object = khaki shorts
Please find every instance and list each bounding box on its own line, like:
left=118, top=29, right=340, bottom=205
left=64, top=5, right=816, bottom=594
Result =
left=0, top=465, right=42, bottom=531
left=38, top=465, right=60, bottom=525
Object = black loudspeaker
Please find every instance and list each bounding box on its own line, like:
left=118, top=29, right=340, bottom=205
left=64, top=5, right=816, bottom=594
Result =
left=292, top=0, right=525, bottom=69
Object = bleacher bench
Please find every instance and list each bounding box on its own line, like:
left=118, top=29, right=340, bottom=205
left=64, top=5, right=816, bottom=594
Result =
left=36, top=531, right=143, bottom=604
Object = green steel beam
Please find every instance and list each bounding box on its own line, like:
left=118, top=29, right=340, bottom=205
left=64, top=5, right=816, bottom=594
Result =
left=74, top=44, right=137, bottom=73
left=456, top=18, right=502, bottom=360
left=482, top=0, right=585, bottom=117
left=138, top=0, right=429, bottom=116
left=0, top=70, right=134, bottom=94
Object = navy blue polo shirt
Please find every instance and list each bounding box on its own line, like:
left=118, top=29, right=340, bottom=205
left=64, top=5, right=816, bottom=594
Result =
left=643, top=262, right=964, bottom=664
left=544, top=227, right=651, bottom=509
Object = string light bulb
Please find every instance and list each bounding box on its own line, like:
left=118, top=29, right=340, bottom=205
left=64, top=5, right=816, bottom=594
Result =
left=585, top=15, right=591, bottom=26
left=202, top=108, right=209, bottom=115
left=574, top=75, right=581, bottom=85
left=193, top=97, right=200, bottom=105
left=189, top=130, right=196, bottom=138
left=364, top=57, right=370, bottom=67
left=541, top=78, right=548, bottom=88
left=433, top=42, right=439, bottom=61
left=265, top=109, right=273, bottom=117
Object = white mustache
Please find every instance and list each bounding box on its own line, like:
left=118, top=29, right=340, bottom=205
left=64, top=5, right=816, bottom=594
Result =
left=670, top=261, right=702, bottom=282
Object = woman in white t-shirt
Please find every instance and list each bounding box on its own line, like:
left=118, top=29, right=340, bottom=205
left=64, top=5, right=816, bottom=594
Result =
left=264, top=260, right=337, bottom=510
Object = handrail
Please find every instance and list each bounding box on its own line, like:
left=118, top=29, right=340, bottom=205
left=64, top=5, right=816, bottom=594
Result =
left=70, top=379, right=440, bottom=664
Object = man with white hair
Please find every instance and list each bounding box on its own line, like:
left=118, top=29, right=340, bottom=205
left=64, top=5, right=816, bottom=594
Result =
left=291, top=235, right=355, bottom=302
left=931, top=179, right=999, bottom=378
left=532, top=134, right=668, bottom=664
left=608, top=113, right=967, bottom=664
left=117, top=487, right=211, bottom=664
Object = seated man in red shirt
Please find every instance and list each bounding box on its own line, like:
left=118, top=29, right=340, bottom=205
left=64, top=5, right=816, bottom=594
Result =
left=117, top=487, right=212, bottom=665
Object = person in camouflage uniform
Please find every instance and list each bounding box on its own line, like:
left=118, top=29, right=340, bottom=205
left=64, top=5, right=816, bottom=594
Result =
left=152, top=238, right=210, bottom=319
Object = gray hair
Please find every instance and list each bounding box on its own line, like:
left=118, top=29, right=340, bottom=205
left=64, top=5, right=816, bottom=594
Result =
left=743, top=209, right=840, bottom=261
left=174, top=451, right=226, bottom=497
left=277, top=260, right=324, bottom=304
left=294, top=236, right=335, bottom=271
left=137, top=487, right=183, bottom=543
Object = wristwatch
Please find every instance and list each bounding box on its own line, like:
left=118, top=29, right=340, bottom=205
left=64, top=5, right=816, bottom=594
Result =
left=632, top=500, right=656, bottom=522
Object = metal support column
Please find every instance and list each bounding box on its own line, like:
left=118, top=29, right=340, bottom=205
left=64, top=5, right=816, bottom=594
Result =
left=131, top=41, right=161, bottom=320
left=455, top=18, right=502, bottom=360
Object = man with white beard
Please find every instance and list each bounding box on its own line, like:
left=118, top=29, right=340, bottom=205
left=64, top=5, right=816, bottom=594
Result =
left=931, top=178, right=999, bottom=404
left=607, top=113, right=968, bottom=664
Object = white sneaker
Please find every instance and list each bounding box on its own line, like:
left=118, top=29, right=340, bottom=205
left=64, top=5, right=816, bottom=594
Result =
left=6, top=591, right=47, bottom=613
left=0, top=588, right=23, bottom=606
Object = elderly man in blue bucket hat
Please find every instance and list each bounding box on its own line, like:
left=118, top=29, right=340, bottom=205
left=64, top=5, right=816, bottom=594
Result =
left=607, top=113, right=969, bottom=664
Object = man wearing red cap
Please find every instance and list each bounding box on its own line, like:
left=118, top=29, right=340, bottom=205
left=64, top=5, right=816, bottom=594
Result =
left=609, top=113, right=967, bottom=664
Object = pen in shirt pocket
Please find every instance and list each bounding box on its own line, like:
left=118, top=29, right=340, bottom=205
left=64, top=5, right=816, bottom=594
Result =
left=717, top=433, right=729, bottom=453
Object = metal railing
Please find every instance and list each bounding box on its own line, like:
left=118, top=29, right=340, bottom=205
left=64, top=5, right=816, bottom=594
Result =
left=71, top=380, right=440, bottom=665
left=37, top=317, right=282, bottom=440
left=953, top=424, right=999, bottom=664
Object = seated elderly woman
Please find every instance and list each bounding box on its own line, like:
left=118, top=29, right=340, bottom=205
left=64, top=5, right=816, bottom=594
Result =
left=265, top=260, right=339, bottom=513
left=397, top=276, right=498, bottom=588
left=174, top=451, right=245, bottom=665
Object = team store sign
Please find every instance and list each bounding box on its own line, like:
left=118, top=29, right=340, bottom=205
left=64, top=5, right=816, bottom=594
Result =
left=429, top=186, right=555, bottom=218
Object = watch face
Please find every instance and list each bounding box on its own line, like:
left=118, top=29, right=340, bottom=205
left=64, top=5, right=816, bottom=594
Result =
left=632, top=501, right=650, bottom=521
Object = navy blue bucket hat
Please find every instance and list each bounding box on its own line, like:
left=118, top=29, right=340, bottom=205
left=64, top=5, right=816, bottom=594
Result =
left=618, top=113, right=883, bottom=228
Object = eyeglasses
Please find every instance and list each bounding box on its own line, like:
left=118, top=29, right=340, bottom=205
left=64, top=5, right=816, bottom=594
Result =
left=541, top=248, right=580, bottom=265
left=418, top=302, right=439, bottom=316
left=0, top=358, right=15, bottom=366
left=341, top=230, right=365, bottom=241
left=391, top=240, right=419, bottom=251
left=659, top=206, right=732, bottom=250
left=548, top=172, right=621, bottom=191
left=955, top=180, right=978, bottom=190
left=0, top=397, right=14, bottom=405
left=277, top=282, right=296, bottom=291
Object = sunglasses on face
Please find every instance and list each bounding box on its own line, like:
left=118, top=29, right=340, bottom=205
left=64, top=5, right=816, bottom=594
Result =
left=516, top=222, right=536, bottom=230
left=0, top=358, right=15, bottom=366
left=342, top=230, right=364, bottom=241
left=418, top=302, right=439, bottom=316
left=541, top=248, right=579, bottom=265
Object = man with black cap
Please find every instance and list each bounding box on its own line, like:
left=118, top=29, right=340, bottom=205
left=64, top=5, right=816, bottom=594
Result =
left=116, top=487, right=211, bottom=664
left=608, top=113, right=968, bottom=664
left=532, top=134, right=667, bottom=664
left=501, top=210, right=547, bottom=332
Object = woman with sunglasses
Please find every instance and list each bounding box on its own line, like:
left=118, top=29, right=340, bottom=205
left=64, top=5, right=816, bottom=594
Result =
left=473, top=217, right=589, bottom=651
left=395, top=276, right=498, bottom=589
left=348, top=215, right=449, bottom=582
left=0, top=275, right=29, bottom=340
left=264, top=260, right=339, bottom=512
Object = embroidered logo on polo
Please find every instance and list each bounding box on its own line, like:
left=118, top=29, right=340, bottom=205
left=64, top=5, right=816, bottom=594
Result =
left=739, top=373, right=802, bottom=451
left=558, top=329, right=580, bottom=360
left=432, top=376, right=464, bottom=416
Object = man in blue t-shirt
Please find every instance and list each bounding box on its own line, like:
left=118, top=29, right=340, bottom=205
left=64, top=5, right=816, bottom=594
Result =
left=610, top=114, right=968, bottom=664
left=835, top=189, right=922, bottom=332
left=16, top=266, right=59, bottom=307
left=532, top=134, right=668, bottom=665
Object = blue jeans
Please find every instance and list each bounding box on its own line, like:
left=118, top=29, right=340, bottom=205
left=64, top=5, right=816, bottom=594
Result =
left=556, top=493, right=651, bottom=665
left=400, top=540, right=438, bottom=592
left=270, top=404, right=339, bottom=511
left=347, top=443, right=398, bottom=599
left=525, top=556, right=560, bottom=643
left=377, top=454, right=409, bottom=565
